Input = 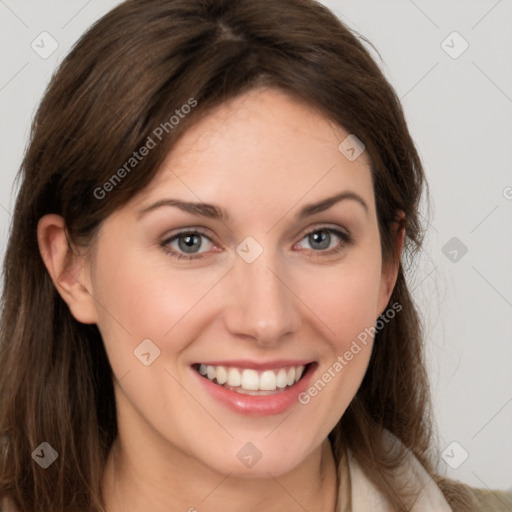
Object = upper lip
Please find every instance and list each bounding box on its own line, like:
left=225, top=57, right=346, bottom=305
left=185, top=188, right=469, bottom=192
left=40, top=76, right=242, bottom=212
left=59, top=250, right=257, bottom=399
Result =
left=193, top=359, right=314, bottom=371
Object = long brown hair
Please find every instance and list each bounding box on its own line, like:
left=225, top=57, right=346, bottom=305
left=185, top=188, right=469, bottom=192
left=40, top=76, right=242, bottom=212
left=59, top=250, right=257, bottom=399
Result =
left=0, top=0, right=469, bottom=510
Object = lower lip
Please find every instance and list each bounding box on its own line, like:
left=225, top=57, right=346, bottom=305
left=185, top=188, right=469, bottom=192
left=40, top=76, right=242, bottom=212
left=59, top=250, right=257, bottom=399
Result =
left=192, top=364, right=316, bottom=416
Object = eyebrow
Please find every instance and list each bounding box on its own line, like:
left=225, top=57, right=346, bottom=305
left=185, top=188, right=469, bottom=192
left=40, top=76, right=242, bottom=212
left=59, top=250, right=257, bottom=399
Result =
left=137, top=191, right=368, bottom=221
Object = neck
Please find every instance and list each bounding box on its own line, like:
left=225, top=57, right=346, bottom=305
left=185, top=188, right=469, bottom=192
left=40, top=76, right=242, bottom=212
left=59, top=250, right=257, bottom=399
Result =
left=102, top=433, right=338, bottom=512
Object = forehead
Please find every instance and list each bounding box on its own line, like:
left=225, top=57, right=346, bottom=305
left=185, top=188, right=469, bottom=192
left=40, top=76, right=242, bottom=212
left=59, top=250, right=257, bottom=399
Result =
left=129, top=87, right=374, bottom=219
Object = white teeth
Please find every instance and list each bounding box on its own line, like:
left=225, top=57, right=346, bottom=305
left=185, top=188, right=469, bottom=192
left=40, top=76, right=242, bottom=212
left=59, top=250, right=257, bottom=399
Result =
left=216, top=365, right=227, bottom=385
left=196, top=364, right=308, bottom=392
left=259, top=370, right=277, bottom=391
left=207, top=366, right=216, bottom=381
left=227, top=367, right=241, bottom=387
left=241, top=369, right=259, bottom=390
left=276, top=369, right=288, bottom=388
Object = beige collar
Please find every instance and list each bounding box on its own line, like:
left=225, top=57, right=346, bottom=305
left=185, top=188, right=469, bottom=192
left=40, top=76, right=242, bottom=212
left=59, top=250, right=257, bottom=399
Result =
left=336, top=435, right=452, bottom=511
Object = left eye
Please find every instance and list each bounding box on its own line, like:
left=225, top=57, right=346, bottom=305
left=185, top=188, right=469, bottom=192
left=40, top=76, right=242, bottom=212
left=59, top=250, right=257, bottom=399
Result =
left=295, top=228, right=349, bottom=252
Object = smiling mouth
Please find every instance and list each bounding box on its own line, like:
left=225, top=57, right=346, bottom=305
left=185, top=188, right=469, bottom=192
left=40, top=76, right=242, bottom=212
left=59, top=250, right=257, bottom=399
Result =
left=192, top=363, right=314, bottom=395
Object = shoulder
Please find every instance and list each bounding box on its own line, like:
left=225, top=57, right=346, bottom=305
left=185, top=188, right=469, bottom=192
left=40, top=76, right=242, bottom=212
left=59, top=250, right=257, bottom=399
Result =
left=435, top=475, right=512, bottom=512
left=342, top=429, right=512, bottom=512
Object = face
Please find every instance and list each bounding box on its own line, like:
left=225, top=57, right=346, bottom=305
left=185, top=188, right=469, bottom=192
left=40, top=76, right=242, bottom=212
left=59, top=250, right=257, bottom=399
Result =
left=69, top=87, right=399, bottom=477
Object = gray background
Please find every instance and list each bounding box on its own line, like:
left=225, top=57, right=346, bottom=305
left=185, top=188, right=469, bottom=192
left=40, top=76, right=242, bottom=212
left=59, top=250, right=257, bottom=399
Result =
left=1, top=0, right=511, bottom=491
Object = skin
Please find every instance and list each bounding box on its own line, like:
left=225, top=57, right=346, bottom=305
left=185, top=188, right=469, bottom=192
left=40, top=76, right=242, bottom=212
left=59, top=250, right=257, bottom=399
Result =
left=38, top=87, right=404, bottom=512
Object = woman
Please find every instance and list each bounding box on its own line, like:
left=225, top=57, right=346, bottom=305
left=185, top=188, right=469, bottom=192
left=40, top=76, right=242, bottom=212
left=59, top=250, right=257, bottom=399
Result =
left=0, top=0, right=510, bottom=510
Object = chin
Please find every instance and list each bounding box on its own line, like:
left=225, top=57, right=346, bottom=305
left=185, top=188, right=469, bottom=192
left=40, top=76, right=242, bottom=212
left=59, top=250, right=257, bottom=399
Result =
left=194, top=441, right=313, bottom=479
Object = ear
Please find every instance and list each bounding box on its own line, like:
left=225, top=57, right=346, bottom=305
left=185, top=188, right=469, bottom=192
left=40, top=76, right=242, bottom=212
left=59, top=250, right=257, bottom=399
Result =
left=377, top=210, right=405, bottom=316
left=37, top=214, right=97, bottom=324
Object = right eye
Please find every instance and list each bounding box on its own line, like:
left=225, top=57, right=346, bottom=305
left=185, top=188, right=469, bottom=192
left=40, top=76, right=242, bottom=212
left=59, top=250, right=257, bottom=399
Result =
left=162, top=230, right=216, bottom=260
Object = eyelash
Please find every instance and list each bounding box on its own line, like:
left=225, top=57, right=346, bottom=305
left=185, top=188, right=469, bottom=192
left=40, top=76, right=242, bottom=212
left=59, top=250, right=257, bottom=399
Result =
left=161, top=227, right=352, bottom=261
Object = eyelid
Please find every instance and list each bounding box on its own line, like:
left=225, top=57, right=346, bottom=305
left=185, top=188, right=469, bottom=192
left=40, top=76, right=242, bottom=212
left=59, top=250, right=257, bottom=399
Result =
left=161, top=225, right=218, bottom=242
left=160, top=227, right=217, bottom=258
left=295, top=222, right=350, bottom=241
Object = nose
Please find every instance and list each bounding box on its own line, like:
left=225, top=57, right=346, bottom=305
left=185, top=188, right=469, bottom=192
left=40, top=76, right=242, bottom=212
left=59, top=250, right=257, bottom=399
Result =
left=222, top=250, right=301, bottom=347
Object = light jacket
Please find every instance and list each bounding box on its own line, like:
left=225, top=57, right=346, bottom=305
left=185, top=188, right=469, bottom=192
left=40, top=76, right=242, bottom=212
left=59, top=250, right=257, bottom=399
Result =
left=335, top=436, right=512, bottom=511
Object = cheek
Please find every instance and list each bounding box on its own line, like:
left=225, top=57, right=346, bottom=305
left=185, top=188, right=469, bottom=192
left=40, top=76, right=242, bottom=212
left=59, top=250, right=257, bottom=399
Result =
left=90, top=246, right=226, bottom=368
left=318, top=275, right=378, bottom=375
left=300, top=256, right=383, bottom=343
left=294, top=253, right=382, bottom=417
